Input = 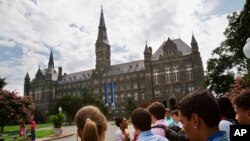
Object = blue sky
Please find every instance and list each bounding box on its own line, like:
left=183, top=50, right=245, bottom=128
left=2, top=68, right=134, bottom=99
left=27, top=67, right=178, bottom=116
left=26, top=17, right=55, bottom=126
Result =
left=0, top=0, right=245, bottom=95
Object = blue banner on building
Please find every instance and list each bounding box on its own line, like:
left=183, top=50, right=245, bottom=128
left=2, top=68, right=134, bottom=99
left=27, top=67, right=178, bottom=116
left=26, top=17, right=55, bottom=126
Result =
left=104, top=82, right=108, bottom=104
left=111, top=81, right=115, bottom=104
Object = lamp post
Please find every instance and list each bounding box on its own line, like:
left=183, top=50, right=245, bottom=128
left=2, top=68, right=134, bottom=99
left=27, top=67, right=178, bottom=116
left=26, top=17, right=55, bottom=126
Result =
left=243, top=38, right=250, bottom=74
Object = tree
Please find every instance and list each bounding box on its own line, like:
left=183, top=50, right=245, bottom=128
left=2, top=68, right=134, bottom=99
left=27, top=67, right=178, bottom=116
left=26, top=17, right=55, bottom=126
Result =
left=0, top=77, right=7, bottom=89
left=54, top=88, right=107, bottom=124
left=206, top=0, right=250, bottom=94
left=125, top=97, right=137, bottom=116
left=0, top=89, right=34, bottom=134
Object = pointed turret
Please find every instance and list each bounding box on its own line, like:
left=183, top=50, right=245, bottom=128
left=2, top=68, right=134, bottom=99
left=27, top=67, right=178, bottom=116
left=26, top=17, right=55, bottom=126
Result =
left=25, top=72, right=30, bottom=80
left=24, top=72, right=30, bottom=96
left=191, top=33, right=199, bottom=53
left=95, top=7, right=111, bottom=72
left=96, top=7, right=109, bottom=44
left=48, top=49, right=54, bottom=68
left=36, top=66, right=43, bottom=79
left=144, top=42, right=150, bottom=55
left=144, top=42, right=151, bottom=62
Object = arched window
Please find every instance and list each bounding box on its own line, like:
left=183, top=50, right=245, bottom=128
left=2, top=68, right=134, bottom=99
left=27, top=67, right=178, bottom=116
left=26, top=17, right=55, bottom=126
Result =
left=153, top=67, right=159, bottom=84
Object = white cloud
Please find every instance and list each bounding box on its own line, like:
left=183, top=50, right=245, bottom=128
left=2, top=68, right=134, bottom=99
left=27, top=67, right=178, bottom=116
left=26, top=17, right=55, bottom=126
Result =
left=0, top=0, right=244, bottom=95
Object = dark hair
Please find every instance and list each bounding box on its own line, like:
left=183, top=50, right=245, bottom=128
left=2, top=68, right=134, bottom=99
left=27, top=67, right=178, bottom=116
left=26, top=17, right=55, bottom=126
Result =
left=147, top=102, right=165, bottom=120
left=131, top=108, right=151, bottom=131
left=115, top=117, right=123, bottom=127
left=217, top=96, right=236, bottom=120
left=75, top=106, right=107, bottom=141
left=234, top=89, right=250, bottom=111
left=178, top=90, right=220, bottom=128
left=171, top=110, right=179, bottom=116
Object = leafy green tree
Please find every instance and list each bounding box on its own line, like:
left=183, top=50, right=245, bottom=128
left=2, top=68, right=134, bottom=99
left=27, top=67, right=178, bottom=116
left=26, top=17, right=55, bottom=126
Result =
left=206, top=0, right=250, bottom=94
left=125, top=97, right=137, bottom=116
left=0, top=77, right=7, bottom=89
left=54, top=88, right=107, bottom=124
left=0, top=90, right=34, bottom=134
left=56, top=95, right=83, bottom=124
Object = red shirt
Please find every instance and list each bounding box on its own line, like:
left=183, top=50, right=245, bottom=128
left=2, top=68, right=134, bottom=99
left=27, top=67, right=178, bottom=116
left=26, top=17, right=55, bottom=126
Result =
left=31, top=120, right=36, bottom=129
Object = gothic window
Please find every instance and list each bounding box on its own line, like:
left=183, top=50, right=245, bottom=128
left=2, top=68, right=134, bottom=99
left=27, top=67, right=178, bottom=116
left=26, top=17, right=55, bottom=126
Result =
left=186, top=64, right=193, bottom=80
left=52, top=88, right=55, bottom=99
left=127, top=93, right=131, bottom=98
left=133, top=82, right=137, bottom=89
left=115, top=95, right=118, bottom=102
left=173, top=65, right=179, bottom=81
left=121, top=94, right=124, bottom=102
left=153, top=67, right=159, bottom=84
left=165, top=67, right=171, bottom=83
left=141, top=93, right=145, bottom=100
left=155, top=90, right=160, bottom=97
left=188, top=84, right=194, bottom=92
left=134, top=93, right=138, bottom=101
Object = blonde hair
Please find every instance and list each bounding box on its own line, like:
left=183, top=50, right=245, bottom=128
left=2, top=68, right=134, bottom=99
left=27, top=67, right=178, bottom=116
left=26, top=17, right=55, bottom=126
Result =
left=75, top=106, right=107, bottom=141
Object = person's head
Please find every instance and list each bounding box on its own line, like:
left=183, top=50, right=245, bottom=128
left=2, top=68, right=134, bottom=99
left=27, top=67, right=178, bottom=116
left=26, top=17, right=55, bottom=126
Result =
left=171, top=110, right=180, bottom=123
left=217, top=96, right=236, bottom=120
left=147, top=102, right=165, bottom=123
left=178, top=90, right=221, bottom=141
left=165, top=108, right=171, bottom=118
left=131, top=108, right=151, bottom=132
left=75, top=105, right=107, bottom=141
left=233, top=89, right=250, bottom=125
left=115, top=117, right=128, bottom=129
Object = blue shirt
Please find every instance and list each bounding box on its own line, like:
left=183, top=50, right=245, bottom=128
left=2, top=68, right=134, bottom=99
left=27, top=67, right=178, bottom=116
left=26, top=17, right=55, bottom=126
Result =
left=138, top=130, right=169, bottom=141
left=207, top=131, right=228, bottom=141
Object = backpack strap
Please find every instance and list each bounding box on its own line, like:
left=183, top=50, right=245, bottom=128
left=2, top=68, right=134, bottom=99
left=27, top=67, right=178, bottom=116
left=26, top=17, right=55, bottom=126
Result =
left=151, top=124, right=167, bottom=129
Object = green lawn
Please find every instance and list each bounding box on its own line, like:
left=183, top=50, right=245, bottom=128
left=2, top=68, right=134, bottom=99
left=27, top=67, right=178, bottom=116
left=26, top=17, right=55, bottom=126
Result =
left=1, top=124, right=54, bottom=141
left=3, top=123, right=52, bottom=132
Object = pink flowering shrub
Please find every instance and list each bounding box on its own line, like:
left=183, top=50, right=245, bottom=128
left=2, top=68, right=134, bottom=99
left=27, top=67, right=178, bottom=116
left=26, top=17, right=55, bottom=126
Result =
left=0, top=89, right=35, bottom=134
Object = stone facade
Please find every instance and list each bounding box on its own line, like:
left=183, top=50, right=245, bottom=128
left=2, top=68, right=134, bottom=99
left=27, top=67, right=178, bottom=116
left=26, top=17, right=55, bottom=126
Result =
left=24, top=8, right=204, bottom=118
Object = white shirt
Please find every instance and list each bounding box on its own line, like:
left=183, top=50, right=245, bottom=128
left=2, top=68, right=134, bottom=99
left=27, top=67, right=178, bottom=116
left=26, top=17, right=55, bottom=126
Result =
left=115, top=128, right=125, bottom=141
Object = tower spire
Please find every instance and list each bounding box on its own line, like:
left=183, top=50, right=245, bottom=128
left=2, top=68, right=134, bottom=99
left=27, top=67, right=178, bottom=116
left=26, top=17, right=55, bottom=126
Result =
left=191, top=32, right=197, bottom=45
left=48, top=49, right=54, bottom=68
left=96, top=7, right=109, bottom=44
left=191, top=33, right=199, bottom=53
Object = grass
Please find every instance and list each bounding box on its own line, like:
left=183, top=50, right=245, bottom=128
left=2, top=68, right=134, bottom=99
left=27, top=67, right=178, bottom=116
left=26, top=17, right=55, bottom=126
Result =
left=4, top=123, right=52, bottom=132
left=1, top=124, right=54, bottom=141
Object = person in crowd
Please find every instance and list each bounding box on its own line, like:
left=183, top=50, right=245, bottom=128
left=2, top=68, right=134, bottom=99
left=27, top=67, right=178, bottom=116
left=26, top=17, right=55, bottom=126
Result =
left=171, top=110, right=183, bottom=128
left=165, top=108, right=175, bottom=126
left=115, top=117, right=130, bottom=141
left=233, top=88, right=250, bottom=125
left=131, top=108, right=169, bottom=141
left=148, top=102, right=168, bottom=137
left=30, top=119, right=36, bottom=141
left=178, top=90, right=228, bottom=141
left=75, top=105, right=108, bottom=141
left=19, top=121, right=26, bottom=140
left=217, top=96, right=238, bottom=140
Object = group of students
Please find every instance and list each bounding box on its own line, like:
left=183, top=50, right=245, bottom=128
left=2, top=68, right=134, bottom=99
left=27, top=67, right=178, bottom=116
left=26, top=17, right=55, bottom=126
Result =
left=19, top=119, right=36, bottom=141
left=75, top=88, right=250, bottom=141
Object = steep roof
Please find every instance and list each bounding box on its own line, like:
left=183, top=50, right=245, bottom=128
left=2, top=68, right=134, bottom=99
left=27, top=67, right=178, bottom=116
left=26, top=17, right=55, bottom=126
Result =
left=103, top=60, right=144, bottom=76
left=58, top=69, right=93, bottom=84
left=152, top=38, right=192, bottom=60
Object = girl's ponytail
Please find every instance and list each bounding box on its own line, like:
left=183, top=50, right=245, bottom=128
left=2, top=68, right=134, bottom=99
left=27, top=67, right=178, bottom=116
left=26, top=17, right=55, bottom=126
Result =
left=81, top=118, right=99, bottom=141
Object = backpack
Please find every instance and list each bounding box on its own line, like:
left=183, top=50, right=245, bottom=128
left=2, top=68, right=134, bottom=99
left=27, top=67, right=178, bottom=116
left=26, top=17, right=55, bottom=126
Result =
left=151, top=124, right=189, bottom=141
